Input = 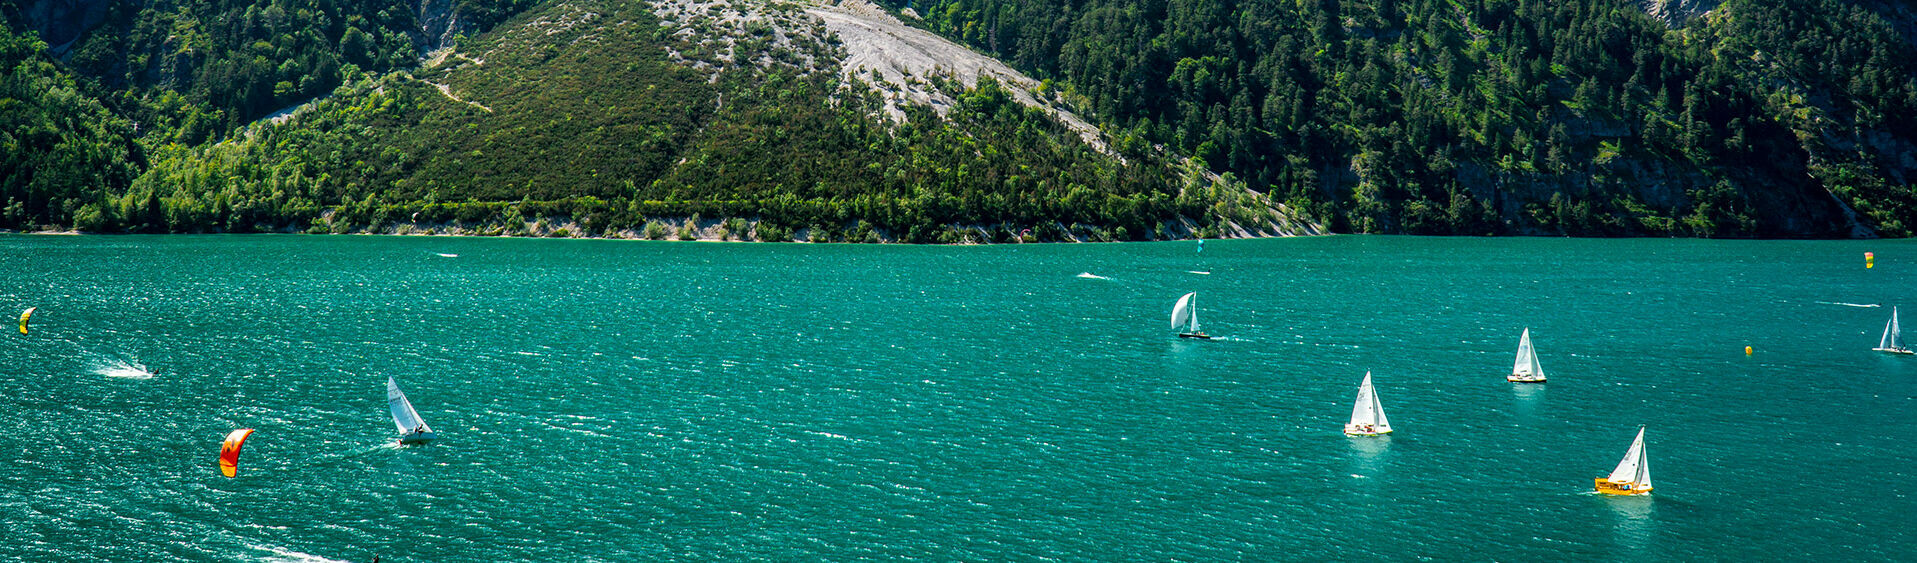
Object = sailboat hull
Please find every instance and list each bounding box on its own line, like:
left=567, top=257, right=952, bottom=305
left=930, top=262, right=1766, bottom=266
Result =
left=1873, top=347, right=1915, bottom=355
left=1594, top=478, right=1651, bottom=495
left=1507, top=373, right=1547, bottom=382
left=1178, top=332, right=1212, bottom=340
left=398, top=431, right=437, bottom=444
left=1343, top=424, right=1392, bottom=437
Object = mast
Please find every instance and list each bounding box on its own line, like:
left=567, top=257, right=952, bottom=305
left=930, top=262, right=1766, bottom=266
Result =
left=1637, top=429, right=1652, bottom=488
left=1894, top=308, right=1903, bottom=349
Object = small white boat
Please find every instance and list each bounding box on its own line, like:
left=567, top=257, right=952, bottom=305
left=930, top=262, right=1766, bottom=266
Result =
left=1509, top=328, right=1547, bottom=382
left=1344, top=372, right=1392, bottom=436
left=388, top=377, right=437, bottom=444
left=1171, top=292, right=1211, bottom=339
left=1874, top=307, right=1913, bottom=355
left=1595, top=426, right=1652, bottom=495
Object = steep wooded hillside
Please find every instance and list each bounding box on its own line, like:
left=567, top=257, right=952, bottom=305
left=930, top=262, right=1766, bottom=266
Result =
left=2, top=0, right=1914, bottom=240
left=885, top=0, right=1917, bottom=236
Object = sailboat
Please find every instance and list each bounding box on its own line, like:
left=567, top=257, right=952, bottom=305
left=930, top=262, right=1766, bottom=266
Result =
left=1344, top=372, right=1393, bottom=436
left=1509, top=328, right=1547, bottom=382
left=1595, top=426, right=1652, bottom=495
left=387, top=377, right=436, bottom=444
left=1874, top=307, right=1913, bottom=354
left=1171, top=292, right=1211, bottom=339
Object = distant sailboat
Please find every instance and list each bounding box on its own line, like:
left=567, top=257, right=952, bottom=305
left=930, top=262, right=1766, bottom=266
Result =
left=1509, top=328, right=1547, bottom=382
left=388, top=377, right=436, bottom=444
left=1344, top=372, right=1393, bottom=436
left=1171, top=292, right=1211, bottom=339
left=1874, top=307, right=1913, bottom=355
left=1595, top=426, right=1653, bottom=495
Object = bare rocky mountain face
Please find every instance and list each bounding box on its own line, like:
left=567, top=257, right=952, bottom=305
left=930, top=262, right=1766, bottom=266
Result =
left=800, top=0, right=1106, bottom=150
left=415, top=0, right=468, bottom=51
left=1638, top=0, right=1721, bottom=27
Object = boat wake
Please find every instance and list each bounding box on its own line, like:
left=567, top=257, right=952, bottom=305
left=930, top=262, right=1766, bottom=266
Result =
left=250, top=544, right=350, bottom=563
left=95, top=360, right=155, bottom=379
left=1075, top=272, right=1111, bottom=280
left=1816, top=301, right=1879, bottom=308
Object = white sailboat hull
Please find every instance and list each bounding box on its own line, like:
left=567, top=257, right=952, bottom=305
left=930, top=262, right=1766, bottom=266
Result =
left=1873, top=347, right=1915, bottom=355
left=1343, top=424, right=1393, bottom=437
left=399, top=430, right=437, bottom=444
left=1507, top=373, right=1547, bottom=382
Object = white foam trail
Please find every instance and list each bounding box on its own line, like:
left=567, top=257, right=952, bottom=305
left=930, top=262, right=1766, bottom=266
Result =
left=436, top=253, right=458, bottom=258
left=804, top=430, right=853, bottom=441
left=97, top=360, right=154, bottom=379
left=251, top=544, right=350, bottom=563
left=1075, top=272, right=1110, bottom=280
left=1188, top=270, right=1211, bottom=275
left=1816, top=301, right=1880, bottom=308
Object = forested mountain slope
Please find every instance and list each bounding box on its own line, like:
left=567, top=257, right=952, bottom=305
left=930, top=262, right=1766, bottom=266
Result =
left=1, top=0, right=1913, bottom=239
left=3, top=0, right=1294, bottom=241
left=887, top=0, right=1917, bottom=236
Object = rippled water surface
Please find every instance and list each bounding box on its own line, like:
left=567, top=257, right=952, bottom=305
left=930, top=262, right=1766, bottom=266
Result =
left=1, top=235, right=1912, bottom=561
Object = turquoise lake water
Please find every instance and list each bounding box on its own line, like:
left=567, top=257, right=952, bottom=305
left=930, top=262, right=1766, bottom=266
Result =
left=0, top=235, right=1912, bottom=561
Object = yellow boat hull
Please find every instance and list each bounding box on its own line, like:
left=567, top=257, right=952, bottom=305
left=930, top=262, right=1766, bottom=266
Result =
left=1594, top=478, right=1651, bottom=496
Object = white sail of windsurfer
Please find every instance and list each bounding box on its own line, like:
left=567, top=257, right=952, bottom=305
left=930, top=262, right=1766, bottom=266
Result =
left=388, top=376, right=436, bottom=443
left=1876, top=307, right=1912, bottom=354
left=1509, top=328, right=1547, bottom=382
left=1344, top=372, right=1392, bottom=436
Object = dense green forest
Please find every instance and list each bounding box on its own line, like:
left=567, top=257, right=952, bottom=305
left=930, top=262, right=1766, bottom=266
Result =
left=1, top=0, right=1914, bottom=239
left=0, top=22, right=140, bottom=227
left=887, top=0, right=1917, bottom=236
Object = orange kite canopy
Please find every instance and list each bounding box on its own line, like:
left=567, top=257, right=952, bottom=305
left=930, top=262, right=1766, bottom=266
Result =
left=219, top=428, right=255, bottom=477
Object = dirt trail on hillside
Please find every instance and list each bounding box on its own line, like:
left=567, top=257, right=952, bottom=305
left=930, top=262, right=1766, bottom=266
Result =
left=804, top=0, right=1106, bottom=150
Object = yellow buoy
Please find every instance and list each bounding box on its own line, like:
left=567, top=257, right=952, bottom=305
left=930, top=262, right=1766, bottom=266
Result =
left=1745, top=345, right=1753, bottom=356
left=1866, top=252, right=1875, bottom=268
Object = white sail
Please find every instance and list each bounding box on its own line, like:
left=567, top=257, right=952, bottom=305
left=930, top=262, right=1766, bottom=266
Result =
left=1513, top=328, right=1543, bottom=378
left=388, top=377, right=431, bottom=435
left=1606, top=426, right=1649, bottom=486
left=1190, top=293, right=1200, bottom=332
left=1884, top=308, right=1903, bottom=349
left=1348, top=372, right=1391, bottom=432
left=1171, top=292, right=1197, bottom=332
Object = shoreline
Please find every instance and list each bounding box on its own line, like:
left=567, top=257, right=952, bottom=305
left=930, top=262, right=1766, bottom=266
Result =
left=5, top=214, right=1324, bottom=244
